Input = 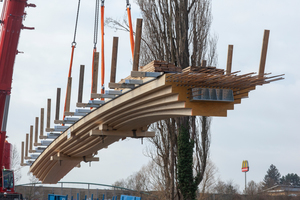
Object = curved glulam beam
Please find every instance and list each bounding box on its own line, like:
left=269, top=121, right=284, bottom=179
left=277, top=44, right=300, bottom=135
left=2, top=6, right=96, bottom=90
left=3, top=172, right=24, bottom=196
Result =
left=30, top=73, right=259, bottom=183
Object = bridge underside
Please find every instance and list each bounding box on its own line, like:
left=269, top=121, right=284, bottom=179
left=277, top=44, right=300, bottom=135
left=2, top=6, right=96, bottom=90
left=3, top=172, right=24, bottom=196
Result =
left=29, top=70, right=279, bottom=183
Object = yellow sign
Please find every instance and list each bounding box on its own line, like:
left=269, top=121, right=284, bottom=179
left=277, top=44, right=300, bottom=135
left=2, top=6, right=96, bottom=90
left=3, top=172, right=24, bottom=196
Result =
left=242, top=160, right=249, bottom=172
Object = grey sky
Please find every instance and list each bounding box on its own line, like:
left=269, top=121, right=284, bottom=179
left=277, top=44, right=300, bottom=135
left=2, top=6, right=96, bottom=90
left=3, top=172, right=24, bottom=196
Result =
left=2, top=0, right=299, bottom=191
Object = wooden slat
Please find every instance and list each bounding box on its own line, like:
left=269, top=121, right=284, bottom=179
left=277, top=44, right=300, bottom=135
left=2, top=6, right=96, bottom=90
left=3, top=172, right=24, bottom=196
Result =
left=92, top=52, right=99, bottom=94
left=201, top=60, right=207, bottom=68
left=132, top=18, right=143, bottom=71
left=76, top=103, right=88, bottom=107
left=108, top=82, right=135, bottom=89
left=25, top=134, right=29, bottom=158
left=65, top=77, right=72, bottom=112
left=91, top=93, right=116, bottom=99
left=226, top=45, right=234, bottom=75
left=78, top=65, right=85, bottom=103
left=29, top=126, right=33, bottom=151
left=47, top=99, right=51, bottom=129
left=259, top=30, right=270, bottom=77
left=34, top=117, right=39, bottom=144
left=55, top=88, right=61, bottom=120
left=110, top=37, right=119, bottom=83
left=40, top=108, right=44, bottom=139
left=21, top=141, right=24, bottom=165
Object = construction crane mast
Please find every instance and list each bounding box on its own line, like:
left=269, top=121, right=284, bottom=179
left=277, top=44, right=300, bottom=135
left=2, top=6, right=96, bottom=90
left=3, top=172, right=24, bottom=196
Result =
left=0, top=0, right=35, bottom=198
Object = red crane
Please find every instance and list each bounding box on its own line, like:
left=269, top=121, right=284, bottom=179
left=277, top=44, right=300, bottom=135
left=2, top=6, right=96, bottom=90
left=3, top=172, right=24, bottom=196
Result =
left=0, top=0, right=35, bottom=198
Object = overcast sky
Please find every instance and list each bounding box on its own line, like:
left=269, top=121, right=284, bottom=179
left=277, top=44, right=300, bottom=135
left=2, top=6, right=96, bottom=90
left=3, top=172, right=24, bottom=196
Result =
left=2, top=0, right=299, bottom=192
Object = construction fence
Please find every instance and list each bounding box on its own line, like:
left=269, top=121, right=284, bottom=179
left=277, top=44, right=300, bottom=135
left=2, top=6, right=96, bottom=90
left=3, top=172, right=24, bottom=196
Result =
left=15, top=182, right=157, bottom=200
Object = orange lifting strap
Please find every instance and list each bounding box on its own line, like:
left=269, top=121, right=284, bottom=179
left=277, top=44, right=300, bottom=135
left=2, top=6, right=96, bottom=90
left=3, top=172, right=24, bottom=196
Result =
left=127, top=0, right=135, bottom=58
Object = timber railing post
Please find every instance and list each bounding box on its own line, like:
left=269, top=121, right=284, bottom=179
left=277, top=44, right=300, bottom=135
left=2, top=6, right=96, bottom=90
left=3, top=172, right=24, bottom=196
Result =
left=25, top=133, right=29, bottom=158
left=226, top=45, right=234, bottom=75
left=46, top=99, right=51, bottom=131
left=92, top=52, right=100, bottom=95
left=55, top=88, right=61, bottom=121
left=34, top=117, right=39, bottom=146
left=132, top=19, right=143, bottom=71
left=21, top=141, right=24, bottom=165
left=29, top=125, right=33, bottom=152
left=78, top=65, right=85, bottom=103
left=40, top=108, right=44, bottom=139
left=259, top=30, right=270, bottom=77
left=110, top=37, right=119, bottom=83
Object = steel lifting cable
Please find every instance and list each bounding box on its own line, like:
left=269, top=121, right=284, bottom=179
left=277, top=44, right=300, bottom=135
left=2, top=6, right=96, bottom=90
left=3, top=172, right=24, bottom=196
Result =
left=91, top=0, right=100, bottom=101
left=93, top=0, right=100, bottom=50
left=126, top=0, right=135, bottom=58
left=69, top=0, right=81, bottom=77
left=63, top=0, right=81, bottom=120
left=100, top=0, right=105, bottom=97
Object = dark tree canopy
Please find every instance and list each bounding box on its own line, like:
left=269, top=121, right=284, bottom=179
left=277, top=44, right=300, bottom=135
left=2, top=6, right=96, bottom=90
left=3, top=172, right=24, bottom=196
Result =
left=280, top=173, right=300, bottom=186
left=263, top=164, right=281, bottom=189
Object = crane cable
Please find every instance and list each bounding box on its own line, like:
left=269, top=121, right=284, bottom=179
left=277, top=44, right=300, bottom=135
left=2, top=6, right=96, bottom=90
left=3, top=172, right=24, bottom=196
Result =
left=69, top=0, right=81, bottom=77
left=126, top=0, right=135, bottom=59
left=63, top=0, right=81, bottom=120
left=93, top=0, right=100, bottom=50
left=100, top=0, right=105, bottom=98
left=91, top=0, right=100, bottom=101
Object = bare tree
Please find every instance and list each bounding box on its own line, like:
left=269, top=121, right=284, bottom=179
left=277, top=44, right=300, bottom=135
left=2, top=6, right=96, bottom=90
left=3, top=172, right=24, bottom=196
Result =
left=243, top=180, right=263, bottom=196
left=146, top=116, right=211, bottom=200
left=113, top=164, right=151, bottom=192
left=11, top=144, right=21, bottom=183
left=23, top=172, right=39, bottom=200
left=213, top=180, right=240, bottom=196
left=136, top=0, right=217, bottom=68
left=107, top=0, right=216, bottom=199
left=198, top=159, right=218, bottom=199
left=135, top=0, right=217, bottom=198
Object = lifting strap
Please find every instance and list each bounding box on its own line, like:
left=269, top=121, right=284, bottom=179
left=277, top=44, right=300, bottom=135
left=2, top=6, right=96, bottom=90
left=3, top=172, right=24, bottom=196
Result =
left=63, top=0, right=81, bottom=120
left=126, top=0, right=135, bottom=58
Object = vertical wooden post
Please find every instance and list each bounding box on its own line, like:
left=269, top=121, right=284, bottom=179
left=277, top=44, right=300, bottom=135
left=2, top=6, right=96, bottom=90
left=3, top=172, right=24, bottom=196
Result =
left=78, top=65, right=85, bottom=103
left=25, top=133, right=29, bottom=158
left=110, top=37, right=119, bottom=83
left=226, top=45, right=234, bottom=75
left=55, top=88, right=61, bottom=120
left=259, top=30, right=270, bottom=77
left=201, top=60, right=207, bottom=68
left=34, top=117, right=39, bottom=145
left=92, top=52, right=100, bottom=94
left=47, top=99, right=51, bottom=129
left=40, top=108, right=44, bottom=139
left=29, top=125, right=33, bottom=151
left=65, top=77, right=72, bottom=113
left=132, top=19, right=143, bottom=71
left=21, top=141, right=24, bottom=165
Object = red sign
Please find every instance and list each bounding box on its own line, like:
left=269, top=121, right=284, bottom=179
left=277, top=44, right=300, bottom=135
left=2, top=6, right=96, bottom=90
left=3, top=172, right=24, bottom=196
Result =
left=242, top=160, right=249, bottom=172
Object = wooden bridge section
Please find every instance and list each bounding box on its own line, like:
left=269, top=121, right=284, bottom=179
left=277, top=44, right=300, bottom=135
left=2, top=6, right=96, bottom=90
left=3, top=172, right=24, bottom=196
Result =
left=20, top=28, right=284, bottom=184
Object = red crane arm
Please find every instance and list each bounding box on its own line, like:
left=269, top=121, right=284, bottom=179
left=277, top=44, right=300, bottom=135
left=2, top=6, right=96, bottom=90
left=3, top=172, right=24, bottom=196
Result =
left=0, top=0, right=35, bottom=172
